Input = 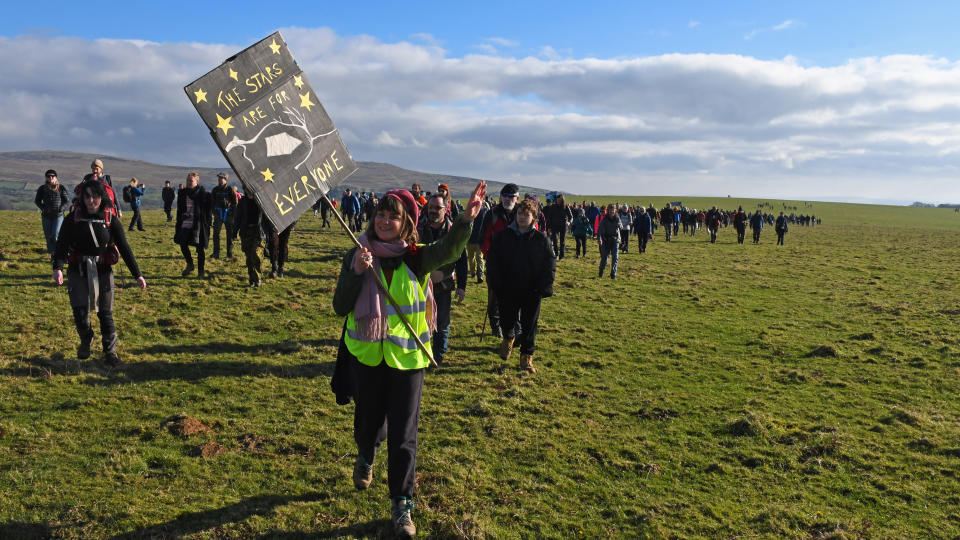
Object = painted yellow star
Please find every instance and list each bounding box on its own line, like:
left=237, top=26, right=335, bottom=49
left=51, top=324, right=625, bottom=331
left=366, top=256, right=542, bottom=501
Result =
left=194, top=88, right=207, bottom=103
left=293, top=75, right=304, bottom=89
left=228, top=68, right=239, bottom=81
left=261, top=168, right=275, bottom=183
left=215, top=113, right=234, bottom=136
left=299, top=91, right=315, bottom=111
left=269, top=39, right=282, bottom=55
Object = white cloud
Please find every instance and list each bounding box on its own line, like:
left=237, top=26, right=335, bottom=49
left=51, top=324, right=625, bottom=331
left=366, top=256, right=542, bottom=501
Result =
left=486, top=37, right=519, bottom=47
left=773, top=19, right=800, bottom=31
left=2, top=29, right=960, bottom=202
left=688, top=21, right=701, bottom=29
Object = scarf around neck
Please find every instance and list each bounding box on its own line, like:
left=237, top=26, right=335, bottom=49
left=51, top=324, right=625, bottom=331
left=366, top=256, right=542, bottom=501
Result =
left=352, top=233, right=436, bottom=341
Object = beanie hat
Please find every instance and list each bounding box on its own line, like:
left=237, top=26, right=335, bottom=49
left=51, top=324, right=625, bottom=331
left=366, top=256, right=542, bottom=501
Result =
left=384, top=189, right=419, bottom=226
left=501, top=183, right=519, bottom=196
left=438, top=183, right=450, bottom=193
left=92, top=159, right=104, bottom=169
left=45, top=169, right=57, bottom=177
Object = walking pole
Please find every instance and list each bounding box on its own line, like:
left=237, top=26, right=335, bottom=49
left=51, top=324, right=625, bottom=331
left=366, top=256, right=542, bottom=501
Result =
left=322, top=193, right=438, bottom=368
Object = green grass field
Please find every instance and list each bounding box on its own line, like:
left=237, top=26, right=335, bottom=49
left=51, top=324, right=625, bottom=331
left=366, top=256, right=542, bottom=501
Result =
left=1, top=198, right=959, bottom=538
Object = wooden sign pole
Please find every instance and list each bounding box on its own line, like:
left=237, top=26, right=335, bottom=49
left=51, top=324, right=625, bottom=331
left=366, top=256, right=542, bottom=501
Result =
left=322, top=193, right=438, bottom=368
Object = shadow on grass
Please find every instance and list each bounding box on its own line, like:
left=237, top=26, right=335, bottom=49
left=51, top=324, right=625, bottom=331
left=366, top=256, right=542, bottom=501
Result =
left=3, top=342, right=338, bottom=384
left=131, top=339, right=338, bottom=356
left=0, top=521, right=54, bottom=539
left=107, top=493, right=325, bottom=539
left=253, top=519, right=393, bottom=539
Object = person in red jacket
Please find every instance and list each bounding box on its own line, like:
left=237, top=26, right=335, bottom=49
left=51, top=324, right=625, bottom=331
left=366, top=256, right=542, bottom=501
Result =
left=478, top=183, right=519, bottom=338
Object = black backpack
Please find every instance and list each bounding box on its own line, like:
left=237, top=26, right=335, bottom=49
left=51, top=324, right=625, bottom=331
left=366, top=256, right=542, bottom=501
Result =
left=122, top=185, right=132, bottom=203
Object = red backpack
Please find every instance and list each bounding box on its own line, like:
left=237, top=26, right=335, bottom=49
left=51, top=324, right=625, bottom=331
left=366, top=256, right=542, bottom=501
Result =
left=72, top=177, right=119, bottom=219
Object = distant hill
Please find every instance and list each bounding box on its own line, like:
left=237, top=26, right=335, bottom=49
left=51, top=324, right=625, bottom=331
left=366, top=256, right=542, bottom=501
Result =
left=0, top=150, right=544, bottom=210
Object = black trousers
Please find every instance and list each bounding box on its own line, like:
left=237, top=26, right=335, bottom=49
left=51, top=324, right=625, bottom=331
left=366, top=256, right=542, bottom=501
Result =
left=68, top=270, right=117, bottom=354
left=619, top=229, right=630, bottom=252
left=163, top=203, right=173, bottom=221
left=180, top=243, right=205, bottom=274
left=266, top=225, right=294, bottom=270
left=353, top=360, right=424, bottom=499
left=735, top=225, right=746, bottom=244
left=777, top=231, right=785, bottom=245
left=637, top=232, right=649, bottom=253
left=752, top=229, right=761, bottom=243
left=574, top=235, right=587, bottom=257
left=549, top=229, right=567, bottom=259
left=498, top=293, right=542, bottom=355
left=487, top=282, right=520, bottom=337
left=128, top=206, right=144, bottom=231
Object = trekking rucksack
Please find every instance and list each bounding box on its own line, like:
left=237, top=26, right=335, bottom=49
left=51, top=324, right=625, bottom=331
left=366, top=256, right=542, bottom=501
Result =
left=73, top=180, right=119, bottom=219
left=122, top=185, right=132, bottom=203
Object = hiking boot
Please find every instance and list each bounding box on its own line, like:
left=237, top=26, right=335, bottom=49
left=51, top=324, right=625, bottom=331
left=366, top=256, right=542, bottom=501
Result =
left=103, top=352, right=123, bottom=367
left=391, top=498, right=416, bottom=538
left=276, top=267, right=284, bottom=278
left=498, top=337, right=515, bottom=361
left=520, top=353, right=536, bottom=373
left=77, top=331, right=94, bottom=360
left=491, top=325, right=502, bottom=339
left=197, top=270, right=205, bottom=279
left=352, top=454, right=373, bottom=490
left=181, top=265, right=194, bottom=277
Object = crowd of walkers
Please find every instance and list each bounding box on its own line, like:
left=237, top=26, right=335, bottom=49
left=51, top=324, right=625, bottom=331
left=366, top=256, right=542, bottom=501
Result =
left=36, top=159, right=826, bottom=537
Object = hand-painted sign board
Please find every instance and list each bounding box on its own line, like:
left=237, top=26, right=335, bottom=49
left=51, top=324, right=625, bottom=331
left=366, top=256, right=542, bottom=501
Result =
left=185, top=32, right=356, bottom=231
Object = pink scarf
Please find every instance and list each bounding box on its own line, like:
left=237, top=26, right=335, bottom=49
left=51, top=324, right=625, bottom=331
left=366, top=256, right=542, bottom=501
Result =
left=352, top=233, right=436, bottom=341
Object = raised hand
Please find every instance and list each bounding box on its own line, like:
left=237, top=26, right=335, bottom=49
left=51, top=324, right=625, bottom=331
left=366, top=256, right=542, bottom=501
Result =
left=461, top=181, right=487, bottom=222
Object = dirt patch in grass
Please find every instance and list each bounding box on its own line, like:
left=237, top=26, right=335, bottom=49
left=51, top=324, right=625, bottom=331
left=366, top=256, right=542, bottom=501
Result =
left=193, top=440, right=226, bottom=458
left=163, top=414, right=210, bottom=436
left=636, top=407, right=679, bottom=421
left=807, top=345, right=840, bottom=358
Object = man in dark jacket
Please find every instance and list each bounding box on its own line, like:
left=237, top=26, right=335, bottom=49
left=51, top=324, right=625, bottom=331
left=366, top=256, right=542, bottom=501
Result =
left=478, top=183, right=520, bottom=338
left=750, top=210, right=764, bottom=244
left=174, top=172, right=212, bottom=278
left=341, top=189, right=361, bottom=232
left=597, top=204, right=622, bottom=278
left=543, top=195, right=572, bottom=259
left=775, top=212, right=788, bottom=245
left=161, top=181, right=176, bottom=222
left=53, top=180, right=146, bottom=366
left=660, top=204, right=675, bottom=242
left=633, top=206, right=653, bottom=254
left=487, top=198, right=555, bottom=373
left=125, top=178, right=146, bottom=232
left=35, top=169, right=70, bottom=257
left=233, top=193, right=266, bottom=287
left=210, top=172, right=237, bottom=259
left=706, top=206, right=721, bottom=244
left=418, top=194, right=468, bottom=366
left=733, top=206, right=747, bottom=244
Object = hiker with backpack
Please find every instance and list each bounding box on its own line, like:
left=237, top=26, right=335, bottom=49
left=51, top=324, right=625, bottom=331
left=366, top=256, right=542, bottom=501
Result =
left=82, top=159, right=121, bottom=219
left=35, top=169, right=70, bottom=258
left=486, top=197, right=555, bottom=373
left=571, top=207, right=592, bottom=258
left=123, top=178, right=146, bottom=232
left=53, top=180, right=146, bottom=367
left=332, top=181, right=486, bottom=537
left=174, top=172, right=212, bottom=278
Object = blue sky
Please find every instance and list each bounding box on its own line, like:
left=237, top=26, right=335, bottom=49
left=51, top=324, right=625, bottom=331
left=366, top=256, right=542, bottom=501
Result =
left=3, top=1, right=960, bottom=203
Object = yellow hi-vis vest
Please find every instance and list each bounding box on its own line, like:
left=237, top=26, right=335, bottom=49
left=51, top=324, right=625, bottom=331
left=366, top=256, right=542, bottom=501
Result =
left=345, top=262, right=432, bottom=370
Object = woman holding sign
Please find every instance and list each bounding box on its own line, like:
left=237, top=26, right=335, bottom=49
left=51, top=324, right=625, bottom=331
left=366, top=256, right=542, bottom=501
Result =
left=332, top=181, right=486, bottom=537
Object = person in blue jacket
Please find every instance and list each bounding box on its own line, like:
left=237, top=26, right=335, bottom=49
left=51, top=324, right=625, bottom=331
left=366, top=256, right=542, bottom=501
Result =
left=749, top=210, right=764, bottom=244
left=126, top=178, right=146, bottom=232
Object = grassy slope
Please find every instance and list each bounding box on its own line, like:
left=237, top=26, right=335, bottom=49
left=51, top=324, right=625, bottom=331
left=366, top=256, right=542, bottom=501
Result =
left=0, top=199, right=959, bottom=538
